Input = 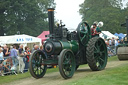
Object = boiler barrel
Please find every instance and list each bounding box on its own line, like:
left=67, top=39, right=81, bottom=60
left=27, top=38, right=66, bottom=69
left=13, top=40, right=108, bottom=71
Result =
left=44, top=40, right=79, bottom=55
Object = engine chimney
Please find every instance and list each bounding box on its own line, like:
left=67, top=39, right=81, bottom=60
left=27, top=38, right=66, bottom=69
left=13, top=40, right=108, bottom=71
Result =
left=48, top=8, right=55, bottom=35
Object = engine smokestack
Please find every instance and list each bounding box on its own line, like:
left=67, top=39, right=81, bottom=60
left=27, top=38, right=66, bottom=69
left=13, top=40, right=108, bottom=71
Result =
left=48, top=8, right=55, bottom=35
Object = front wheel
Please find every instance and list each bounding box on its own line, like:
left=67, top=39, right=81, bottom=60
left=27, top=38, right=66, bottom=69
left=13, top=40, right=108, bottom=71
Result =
left=29, top=50, right=47, bottom=79
left=58, top=49, right=76, bottom=79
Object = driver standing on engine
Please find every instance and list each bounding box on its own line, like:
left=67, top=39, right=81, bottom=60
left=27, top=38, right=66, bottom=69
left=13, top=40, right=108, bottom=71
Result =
left=91, top=22, right=103, bottom=37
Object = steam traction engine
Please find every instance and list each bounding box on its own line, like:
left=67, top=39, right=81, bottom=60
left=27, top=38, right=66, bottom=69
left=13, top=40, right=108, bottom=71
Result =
left=29, top=8, right=108, bottom=79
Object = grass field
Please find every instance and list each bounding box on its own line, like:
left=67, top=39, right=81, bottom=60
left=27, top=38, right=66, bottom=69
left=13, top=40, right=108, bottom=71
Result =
left=64, top=64, right=128, bottom=85
left=64, top=56, right=128, bottom=85
left=0, top=56, right=128, bottom=85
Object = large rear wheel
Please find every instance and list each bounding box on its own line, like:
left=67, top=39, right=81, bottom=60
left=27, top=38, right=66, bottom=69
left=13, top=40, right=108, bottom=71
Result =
left=59, top=49, right=76, bottom=79
left=86, top=37, right=108, bottom=71
left=29, top=50, right=47, bottom=79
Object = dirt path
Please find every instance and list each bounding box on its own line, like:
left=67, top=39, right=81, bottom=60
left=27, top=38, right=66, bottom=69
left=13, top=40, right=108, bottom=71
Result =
left=3, top=60, right=128, bottom=85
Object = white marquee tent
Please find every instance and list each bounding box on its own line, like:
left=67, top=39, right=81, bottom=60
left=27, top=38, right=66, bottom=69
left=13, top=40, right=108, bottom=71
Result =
left=100, top=31, right=118, bottom=39
left=0, top=34, right=41, bottom=49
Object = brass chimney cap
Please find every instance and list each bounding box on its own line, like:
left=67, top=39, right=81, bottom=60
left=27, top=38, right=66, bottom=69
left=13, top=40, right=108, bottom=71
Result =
left=48, top=8, right=55, bottom=11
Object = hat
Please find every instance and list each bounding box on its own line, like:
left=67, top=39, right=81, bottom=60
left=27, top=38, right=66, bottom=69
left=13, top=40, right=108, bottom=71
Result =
left=97, top=21, right=104, bottom=27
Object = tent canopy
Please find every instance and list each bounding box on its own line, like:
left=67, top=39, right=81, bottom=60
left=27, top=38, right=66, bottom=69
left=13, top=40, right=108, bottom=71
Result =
left=114, top=33, right=119, bottom=36
left=118, top=33, right=126, bottom=38
left=100, top=31, right=118, bottom=39
left=0, top=34, right=41, bottom=45
left=38, top=31, right=49, bottom=42
left=114, top=33, right=126, bottom=40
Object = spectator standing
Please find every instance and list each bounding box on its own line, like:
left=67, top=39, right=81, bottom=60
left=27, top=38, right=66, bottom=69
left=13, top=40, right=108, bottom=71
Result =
left=40, top=45, right=43, bottom=51
left=10, top=45, right=18, bottom=66
left=3, top=45, right=10, bottom=60
left=32, top=45, right=39, bottom=53
left=105, top=39, right=111, bottom=57
left=111, top=37, right=115, bottom=46
left=119, top=39, right=124, bottom=44
left=40, top=45, right=47, bottom=57
left=115, top=39, right=119, bottom=55
left=0, top=48, right=4, bottom=64
left=18, top=45, right=25, bottom=73
left=24, top=46, right=31, bottom=72
left=109, top=39, right=112, bottom=46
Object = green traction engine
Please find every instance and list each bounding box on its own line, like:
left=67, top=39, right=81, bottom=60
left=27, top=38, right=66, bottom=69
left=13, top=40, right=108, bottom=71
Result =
left=29, top=8, right=108, bottom=79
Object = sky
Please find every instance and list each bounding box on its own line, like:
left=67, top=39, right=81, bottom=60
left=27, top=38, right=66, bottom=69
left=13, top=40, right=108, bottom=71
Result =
left=54, top=0, right=128, bottom=30
left=54, top=0, right=84, bottom=30
left=123, top=0, right=128, bottom=8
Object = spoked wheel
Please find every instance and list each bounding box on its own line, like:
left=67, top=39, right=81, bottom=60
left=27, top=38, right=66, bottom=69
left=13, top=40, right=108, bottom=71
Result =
left=86, top=37, right=108, bottom=71
left=29, top=50, right=47, bottom=79
left=77, top=22, right=91, bottom=46
left=59, top=49, right=76, bottom=79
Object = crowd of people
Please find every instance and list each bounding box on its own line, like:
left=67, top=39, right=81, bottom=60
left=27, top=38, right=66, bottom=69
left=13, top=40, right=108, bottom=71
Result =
left=0, top=44, right=42, bottom=76
left=105, top=37, right=124, bottom=57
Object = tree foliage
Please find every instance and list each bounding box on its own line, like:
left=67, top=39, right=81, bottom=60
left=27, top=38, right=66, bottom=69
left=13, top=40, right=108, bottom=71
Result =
left=0, top=0, right=55, bottom=36
left=79, top=0, right=128, bottom=34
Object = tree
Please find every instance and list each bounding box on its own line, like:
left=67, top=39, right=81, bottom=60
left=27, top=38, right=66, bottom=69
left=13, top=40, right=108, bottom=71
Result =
left=0, top=0, right=55, bottom=36
left=79, top=0, right=127, bottom=34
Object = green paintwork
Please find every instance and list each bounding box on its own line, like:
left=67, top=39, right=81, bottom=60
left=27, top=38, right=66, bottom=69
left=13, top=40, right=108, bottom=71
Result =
left=94, top=38, right=107, bottom=70
left=42, top=59, right=58, bottom=65
left=59, top=40, right=79, bottom=53
left=70, top=40, right=79, bottom=53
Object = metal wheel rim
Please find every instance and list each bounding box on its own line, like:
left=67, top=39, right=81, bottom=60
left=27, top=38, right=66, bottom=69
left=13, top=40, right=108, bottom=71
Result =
left=94, top=38, right=107, bottom=70
left=59, top=49, right=76, bottom=79
left=62, top=51, right=75, bottom=77
left=30, top=50, right=47, bottom=78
